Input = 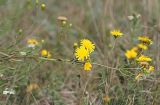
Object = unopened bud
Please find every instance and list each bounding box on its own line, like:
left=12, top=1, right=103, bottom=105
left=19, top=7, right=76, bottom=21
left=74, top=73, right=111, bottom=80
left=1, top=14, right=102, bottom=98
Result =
left=73, top=43, right=78, bottom=49
left=41, top=3, right=46, bottom=11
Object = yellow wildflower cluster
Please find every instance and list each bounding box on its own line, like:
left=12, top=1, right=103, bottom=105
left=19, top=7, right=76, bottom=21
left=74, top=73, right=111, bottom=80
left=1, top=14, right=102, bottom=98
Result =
left=125, top=36, right=152, bottom=55
left=110, top=29, right=123, bottom=38
left=74, top=39, right=95, bottom=71
left=41, top=49, right=52, bottom=58
left=125, top=35, right=154, bottom=80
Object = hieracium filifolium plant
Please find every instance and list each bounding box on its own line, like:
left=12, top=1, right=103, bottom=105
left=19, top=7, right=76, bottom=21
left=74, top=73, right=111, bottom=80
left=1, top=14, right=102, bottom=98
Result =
left=125, top=36, right=154, bottom=80
left=26, top=26, right=154, bottom=78
left=0, top=0, right=159, bottom=105
left=74, top=39, right=95, bottom=71
left=1, top=14, right=155, bottom=104
left=0, top=1, right=157, bottom=104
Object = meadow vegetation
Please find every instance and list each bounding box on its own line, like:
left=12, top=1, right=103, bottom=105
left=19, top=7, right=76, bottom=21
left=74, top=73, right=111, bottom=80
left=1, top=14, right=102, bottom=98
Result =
left=0, top=0, right=160, bottom=105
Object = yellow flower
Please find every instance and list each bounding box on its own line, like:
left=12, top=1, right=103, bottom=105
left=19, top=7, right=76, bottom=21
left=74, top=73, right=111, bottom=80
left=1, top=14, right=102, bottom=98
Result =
left=103, top=96, right=110, bottom=103
left=41, top=49, right=52, bottom=58
left=84, top=62, right=92, bottom=71
left=138, top=36, right=153, bottom=45
left=110, top=29, right=123, bottom=38
left=26, top=83, right=39, bottom=93
left=27, top=39, right=38, bottom=48
left=75, top=46, right=89, bottom=61
left=41, top=49, right=48, bottom=56
left=27, top=39, right=38, bottom=45
left=125, top=49, right=137, bottom=59
left=136, top=55, right=152, bottom=62
left=149, top=66, right=154, bottom=72
left=135, top=73, right=143, bottom=81
left=137, top=43, right=148, bottom=50
left=80, top=39, right=95, bottom=53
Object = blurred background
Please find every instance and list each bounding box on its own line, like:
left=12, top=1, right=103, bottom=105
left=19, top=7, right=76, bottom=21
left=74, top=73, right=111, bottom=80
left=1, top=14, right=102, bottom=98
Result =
left=0, top=0, right=160, bottom=105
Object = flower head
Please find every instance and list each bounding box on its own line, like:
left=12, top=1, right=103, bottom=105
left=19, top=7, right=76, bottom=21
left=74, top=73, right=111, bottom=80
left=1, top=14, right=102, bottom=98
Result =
left=41, top=49, right=48, bottom=56
left=26, top=83, right=39, bottom=93
left=125, top=49, right=137, bottom=59
left=75, top=46, right=89, bottom=61
left=41, top=3, right=46, bottom=10
left=149, top=66, right=154, bottom=72
left=137, top=43, right=148, bottom=50
left=27, top=39, right=38, bottom=48
left=73, top=42, right=78, bottom=50
left=41, top=49, right=52, bottom=58
left=110, top=29, right=123, bottom=38
left=103, top=96, right=110, bottom=103
left=80, top=39, right=95, bottom=53
left=138, top=36, right=153, bottom=45
left=84, top=61, right=92, bottom=71
left=136, top=55, right=152, bottom=62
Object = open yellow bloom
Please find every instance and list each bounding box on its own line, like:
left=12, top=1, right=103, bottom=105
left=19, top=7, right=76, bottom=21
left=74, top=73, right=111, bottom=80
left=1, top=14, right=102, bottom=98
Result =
left=137, top=43, right=148, bottom=50
left=125, top=49, right=137, bottom=59
left=75, top=46, right=89, bottom=61
left=41, top=49, right=48, bottom=56
left=138, top=36, right=153, bottom=45
left=27, top=39, right=38, bottom=45
left=84, top=62, right=92, bottom=71
left=80, top=39, right=95, bottom=53
left=27, top=39, right=38, bottom=48
left=136, top=55, right=152, bottom=62
left=41, top=49, right=52, bottom=58
left=110, top=29, right=123, bottom=37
